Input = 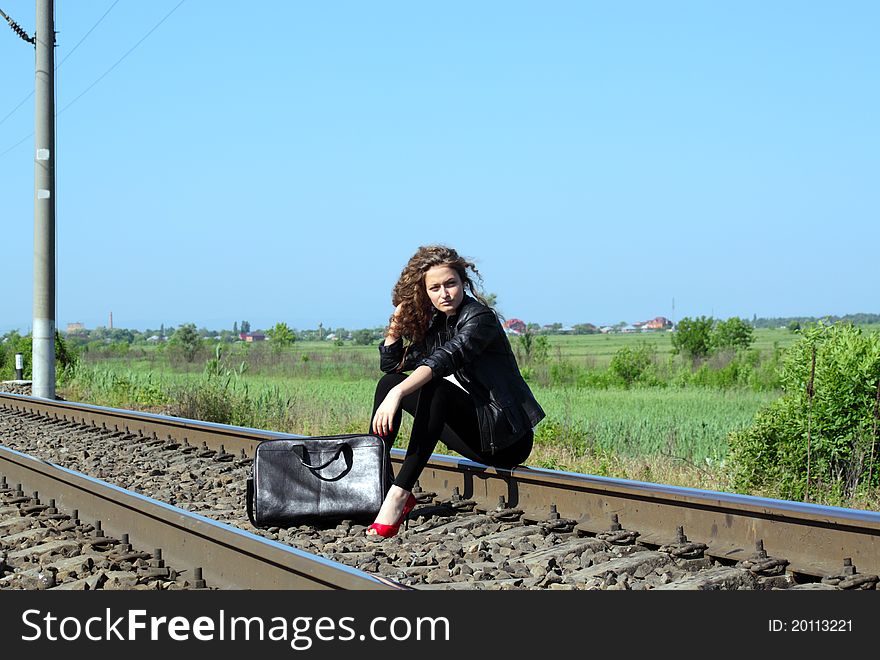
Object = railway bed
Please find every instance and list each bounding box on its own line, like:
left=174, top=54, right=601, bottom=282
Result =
left=1, top=390, right=878, bottom=591
left=1, top=474, right=201, bottom=591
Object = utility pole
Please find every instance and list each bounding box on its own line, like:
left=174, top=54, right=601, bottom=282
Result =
left=32, top=0, right=56, bottom=399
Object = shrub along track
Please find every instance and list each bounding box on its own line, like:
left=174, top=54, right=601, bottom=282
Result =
left=1, top=391, right=878, bottom=591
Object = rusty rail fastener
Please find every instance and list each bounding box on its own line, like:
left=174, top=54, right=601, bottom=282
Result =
left=658, top=525, right=708, bottom=560
left=736, top=539, right=789, bottom=576
left=821, top=558, right=879, bottom=590
left=597, top=514, right=640, bottom=545
left=489, top=495, right=523, bottom=522
left=540, top=504, right=576, bottom=533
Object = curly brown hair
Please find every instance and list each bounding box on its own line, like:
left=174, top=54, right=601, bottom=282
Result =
left=389, top=245, right=492, bottom=344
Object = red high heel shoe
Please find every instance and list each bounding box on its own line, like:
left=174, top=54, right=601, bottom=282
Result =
left=366, top=493, right=417, bottom=539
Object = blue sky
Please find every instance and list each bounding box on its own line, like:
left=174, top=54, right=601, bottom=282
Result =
left=2, top=1, right=877, bottom=334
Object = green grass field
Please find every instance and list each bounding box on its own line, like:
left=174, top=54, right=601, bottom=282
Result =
left=59, top=322, right=880, bottom=508
left=518, top=326, right=806, bottom=366
left=64, top=356, right=777, bottom=465
left=243, top=326, right=803, bottom=371
left=76, top=325, right=863, bottom=371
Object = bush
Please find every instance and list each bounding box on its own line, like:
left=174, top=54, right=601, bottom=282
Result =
left=609, top=341, right=657, bottom=388
left=1, top=333, right=30, bottom=379
left=1, top=331, right=79, bottom=381
left=167, top=373, right=291, bottom=430
left=672, top=316, right=756, bottom=363
left=727, top=322, right=880, bottom=503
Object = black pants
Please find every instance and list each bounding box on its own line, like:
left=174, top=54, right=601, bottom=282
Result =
left=372, top=372, right=533, bottom=492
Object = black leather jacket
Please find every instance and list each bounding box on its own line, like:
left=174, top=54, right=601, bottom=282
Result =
left=378, top=294, right=545, bottom=454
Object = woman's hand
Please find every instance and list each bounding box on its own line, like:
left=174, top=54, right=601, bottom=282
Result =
left=372, top=366, right=433, bottom=436
left=372, top=386, right=402, bottom=437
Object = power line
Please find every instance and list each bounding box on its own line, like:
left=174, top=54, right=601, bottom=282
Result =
left=0, top=6, right=34, bottom=132
left=0, top=92, right=32, bottom=128
left=56, top=0, right=186, bottom=117
left=0, top=132, right=31, bottom=158
left=57, top=0, right=120, bottom=70
left=0, top=0, right=120, bottom=128
left=1, top=0, right=187, bottom=158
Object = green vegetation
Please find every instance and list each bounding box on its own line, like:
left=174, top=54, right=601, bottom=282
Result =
left=266, top=322, right=296, bottom=349
left=671, top=315, right=754, bottom=361
left=0, top=331, right=79, bottom=383
left=671, top=316, right=716, bottom=361
left=60, top=326, right=786, bottom=467
left=729, top=322, right=880, bottom=506
left=751, top=313, right=880, bottom=329
left=6, top=315, right=877, bottom=510
left=168, top=323, right=201, bottom=363
left=608, top=340, right=656, bottom=387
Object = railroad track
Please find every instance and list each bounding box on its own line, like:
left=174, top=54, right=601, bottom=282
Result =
left=1, top=390, right=878, bottom=591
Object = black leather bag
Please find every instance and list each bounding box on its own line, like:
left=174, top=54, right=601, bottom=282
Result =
left=246, top=434, right=388, bottom=527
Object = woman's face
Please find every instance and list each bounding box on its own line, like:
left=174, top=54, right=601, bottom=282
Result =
left=424, top=265, right=464, bottom=316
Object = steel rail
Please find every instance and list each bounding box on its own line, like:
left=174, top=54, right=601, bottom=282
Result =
left=412, top=457, right=880, bottom=580
left=3, top=392, right=880, bottom=580
left=0, top=441, right=403, bottom=590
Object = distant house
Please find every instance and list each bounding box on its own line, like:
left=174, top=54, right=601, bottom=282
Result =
left=643, top=316, right=674, bottom=330
left=240, top=332, right=266, bottom=342
left=503, top=318, right=527, bottom=335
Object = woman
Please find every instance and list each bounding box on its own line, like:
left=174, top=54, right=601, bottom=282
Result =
left=367, top=245, right=545, bottom=538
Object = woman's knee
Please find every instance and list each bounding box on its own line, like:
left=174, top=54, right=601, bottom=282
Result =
left=375, top=372, right=407, bottom=397
left=491, top=431, right=534, bottom=468
left=422, top=378, right=457, bottom=409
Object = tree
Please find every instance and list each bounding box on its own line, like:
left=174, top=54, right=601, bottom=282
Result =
left=572, top=323, right=597, bottom=335
left=267, top=322, right=296, bottom=349
left=170, top=323, right=201, bottom=362
left=712, top=317, right=755, bottom=352
left=107, top=328, right=135, bottom=344
left=240, top=320, right=251, bottom=334
left=233, top=321, right=239, bottom=335
left=352, top=329, right=373, bottom=346
left=671, top=316, right=714, bottom=361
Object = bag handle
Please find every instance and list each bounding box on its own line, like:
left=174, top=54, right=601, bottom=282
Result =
left=292, top=444, right=346, bottom=470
